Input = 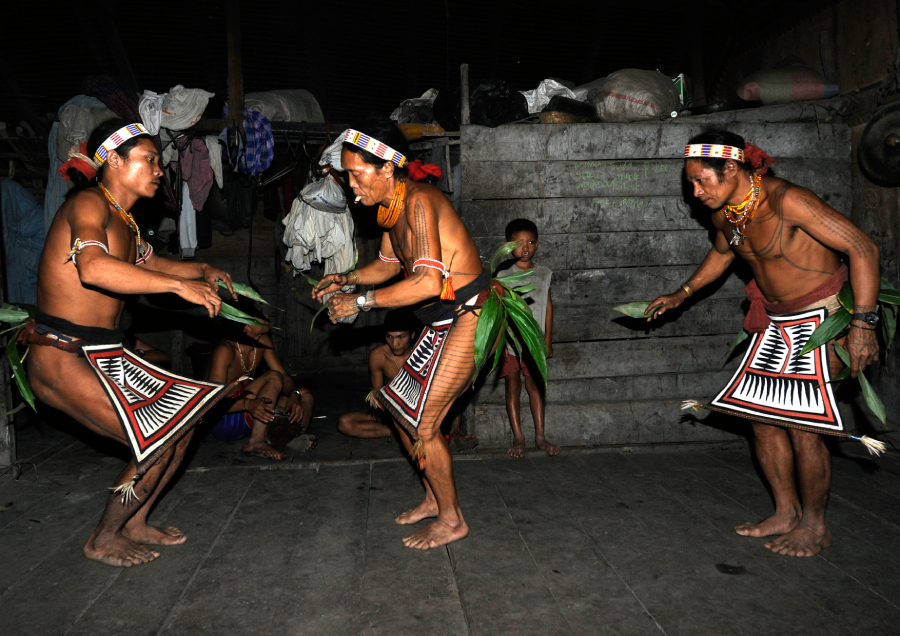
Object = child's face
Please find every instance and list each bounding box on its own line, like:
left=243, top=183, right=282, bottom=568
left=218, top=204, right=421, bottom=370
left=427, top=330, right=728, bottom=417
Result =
left=509, top=230, right=538, bottom=264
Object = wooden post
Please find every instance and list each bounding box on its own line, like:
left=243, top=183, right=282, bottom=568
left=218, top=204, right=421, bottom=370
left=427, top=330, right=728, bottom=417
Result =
left=226, top=0, right=245, bottom=148
left=460, top=63, right=470, bottom=126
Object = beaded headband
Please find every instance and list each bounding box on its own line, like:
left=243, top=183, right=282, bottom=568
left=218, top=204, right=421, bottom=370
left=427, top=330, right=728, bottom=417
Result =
left=343, top=129, right=407, bottom=168
left=684, top=144, right=744, bottom=162
left=94, top=123, right=150, bottom=164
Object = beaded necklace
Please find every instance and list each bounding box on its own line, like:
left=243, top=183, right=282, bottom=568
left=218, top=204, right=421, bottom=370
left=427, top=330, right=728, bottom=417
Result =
left=377, top=179, right=406, bottom=229
left=238, top=343, right=257, bottom=378
left=99, top=182, right=144, bottom=256
left=722, top=172, right=762, bottom=245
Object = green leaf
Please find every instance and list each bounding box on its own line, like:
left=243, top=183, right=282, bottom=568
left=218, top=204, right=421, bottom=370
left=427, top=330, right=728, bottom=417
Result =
left=882, top=303, right=897, bottom=350
left=501, top=292, right=548, bottom=385
left=825, top=367, right=851, bottom=384
left=833, top=342, right=851, bottom=367
left=612, top=301, right=664, bottom=319
left=490, top=328, right=508, bottom=376
left=837, top=281, right=854, bottom=312
left=309, top=303, right=330, bottom=333
left=799, top=308, right=851, bottom=356
left=878, top=288, right=900, bottom=305
left=513, top=284, right=536, bottom=295
left=493, top=269, right=534, bottom=287
left=490, top=241, right=522, bottom=273
left=473, top=293, right=503, bottom=379
left=728, top=329, right=749, bottom=353
left=5, top=337, right=35, bottom=412
left=216, top=281, right=278, bottom=308
left=218, top=302, right=275, bottom=329
left=0, top=306, right=29, bottom=325
left=5, top=402, right=26, bottom=416
left=859, top=370, right=887, bottom=424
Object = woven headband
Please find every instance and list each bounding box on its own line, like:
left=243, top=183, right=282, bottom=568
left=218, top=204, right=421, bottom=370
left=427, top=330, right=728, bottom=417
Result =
left=94, top=123, right=150, bottom=164
left=684, top=144, right=744, bottom=162
left=343, top=129, right=407, bottom=168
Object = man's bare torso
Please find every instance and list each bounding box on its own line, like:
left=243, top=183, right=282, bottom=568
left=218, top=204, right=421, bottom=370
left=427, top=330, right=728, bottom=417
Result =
left=37, top=188, right=135, bottom=329
left=713, top=177, right=842, bottom=303
left=388, top=182, right=483, bottom=286
left=372, top=343, right=410, bottom=385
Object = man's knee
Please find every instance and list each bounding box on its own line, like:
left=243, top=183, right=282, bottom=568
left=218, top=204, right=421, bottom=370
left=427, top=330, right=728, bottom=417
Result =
left=504, top=373, right=522, bottom=392
left=337, top=414, right=353, bottom=436
left=259, top=369, right=284, bottom=389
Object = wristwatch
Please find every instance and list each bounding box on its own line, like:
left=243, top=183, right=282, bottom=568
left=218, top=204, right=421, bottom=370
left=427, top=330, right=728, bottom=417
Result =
left=852, top=312, right=880, bottom=327
left=356, top=294, right=371, bottom=312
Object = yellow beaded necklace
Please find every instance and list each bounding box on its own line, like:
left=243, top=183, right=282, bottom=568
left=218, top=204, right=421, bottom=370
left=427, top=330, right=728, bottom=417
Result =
left=99, top=182, right=142, bottom=253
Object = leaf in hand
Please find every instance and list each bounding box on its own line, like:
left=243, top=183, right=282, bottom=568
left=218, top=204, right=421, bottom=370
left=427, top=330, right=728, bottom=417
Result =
left=490, top=241, right=522, bottom=273
left=613, top=302, right=663, bottom=319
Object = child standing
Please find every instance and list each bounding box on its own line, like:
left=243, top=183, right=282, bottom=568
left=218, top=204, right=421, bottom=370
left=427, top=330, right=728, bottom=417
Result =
left=495, top=219, right=560, bottom=458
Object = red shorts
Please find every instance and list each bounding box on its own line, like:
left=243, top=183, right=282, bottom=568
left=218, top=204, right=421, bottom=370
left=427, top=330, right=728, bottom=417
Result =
left=500, top=349, right=531, bottom=378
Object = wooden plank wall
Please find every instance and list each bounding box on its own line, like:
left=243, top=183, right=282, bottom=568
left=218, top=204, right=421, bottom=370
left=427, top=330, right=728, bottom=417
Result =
left=459, top=121, right=851, bottom=447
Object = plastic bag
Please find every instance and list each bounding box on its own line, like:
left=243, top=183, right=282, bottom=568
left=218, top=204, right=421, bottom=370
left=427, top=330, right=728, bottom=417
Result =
left=298, top=174, right=345, bottom=213
left=318, top=131, right=349, bottom=171
left=470, top=79, right=529, bottom=127
left=521, top=79, right=579, bottom=114
left=589, top=69, right=680, bottom=122
left=390, top=88, right=439, bottom=123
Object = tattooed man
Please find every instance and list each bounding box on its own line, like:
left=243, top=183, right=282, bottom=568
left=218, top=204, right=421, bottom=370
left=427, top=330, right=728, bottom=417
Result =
left=647, top=130, right=880, bottom=557
left=315, top=118, right=488, bottom=549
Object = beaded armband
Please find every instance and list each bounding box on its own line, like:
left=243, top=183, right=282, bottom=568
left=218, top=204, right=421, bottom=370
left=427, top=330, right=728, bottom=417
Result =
left=379, top=251, right=400, bottom=263
left=67, top=238, right=109, bottom=264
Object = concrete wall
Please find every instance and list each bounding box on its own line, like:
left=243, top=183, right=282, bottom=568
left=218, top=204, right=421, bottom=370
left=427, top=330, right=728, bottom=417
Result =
left=459, top=119, right=852, bottom=448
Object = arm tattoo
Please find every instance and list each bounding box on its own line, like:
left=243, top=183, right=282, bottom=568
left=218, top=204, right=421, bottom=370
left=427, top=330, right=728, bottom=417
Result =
left=797, top=195, right=877, bottom=259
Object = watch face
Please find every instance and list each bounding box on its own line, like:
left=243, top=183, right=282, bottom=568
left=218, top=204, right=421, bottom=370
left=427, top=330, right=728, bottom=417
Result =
left=357, top=295, right=367, bottom=309
left=865, top=313, right=879, bottom=326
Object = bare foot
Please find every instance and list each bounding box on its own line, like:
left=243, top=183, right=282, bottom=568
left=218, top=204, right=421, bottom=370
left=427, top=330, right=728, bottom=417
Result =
left=123, top=523, right=187, bottom=546
left=242, top=442, right=285, bottom=461
left=765, top=524, right=832, bottom=557
left=507, top=437, right=526, bottom=458
left=735, top=511, right=799, bottom=538
left=536, top=437, right=561, bottom=456
left=402, top=519, right=469, bottom=550
left=395, top=498, right=439, bottom=525
left=84, top=532, right=160, bottom=567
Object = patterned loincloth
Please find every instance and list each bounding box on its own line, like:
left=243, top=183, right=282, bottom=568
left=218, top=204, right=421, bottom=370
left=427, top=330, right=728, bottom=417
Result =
left=708, top=306, right=843, bottom=434
left=379, top=290, right=488, bottom=436
left=82, top=343, right=235, bottom=481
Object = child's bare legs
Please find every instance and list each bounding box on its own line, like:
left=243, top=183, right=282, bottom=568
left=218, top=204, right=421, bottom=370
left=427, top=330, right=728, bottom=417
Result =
left=523, top=373, right=559, bottom=456
left=504, top=371, right=526, bottom=458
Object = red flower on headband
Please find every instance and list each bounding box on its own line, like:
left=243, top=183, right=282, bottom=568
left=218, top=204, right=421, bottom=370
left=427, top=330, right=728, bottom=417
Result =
left=58, top=142, right=97, bottom=182
left=407, top=159, right=442, bottom=182
left=743, top=143, right=775, bottom=175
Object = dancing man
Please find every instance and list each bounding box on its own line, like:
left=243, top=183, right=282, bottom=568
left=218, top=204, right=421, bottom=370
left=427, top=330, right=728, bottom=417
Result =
left=647, top=130, right=880, bottom=557
left=25, top=119, right=237, bottom=567
left=315, top=118, right=489, bottom=549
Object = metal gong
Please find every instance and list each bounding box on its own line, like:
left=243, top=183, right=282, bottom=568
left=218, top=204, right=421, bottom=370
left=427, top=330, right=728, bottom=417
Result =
left=859, top=100, right=900, bottom=187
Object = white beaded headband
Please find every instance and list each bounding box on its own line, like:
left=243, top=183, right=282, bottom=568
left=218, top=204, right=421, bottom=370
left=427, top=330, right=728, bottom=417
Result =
left=93, top=123, right=150, bottom=164
left=343, top=129, right=407, bottom=167
left=684, top=143, right=744, bottom=162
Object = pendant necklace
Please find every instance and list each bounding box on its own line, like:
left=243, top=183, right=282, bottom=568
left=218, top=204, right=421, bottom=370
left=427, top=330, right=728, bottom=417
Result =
left=722, top=172, right=762, bottom=246
left=99, top=182, right=145, bottom=258
left=238, top=343, right=257, bottom=378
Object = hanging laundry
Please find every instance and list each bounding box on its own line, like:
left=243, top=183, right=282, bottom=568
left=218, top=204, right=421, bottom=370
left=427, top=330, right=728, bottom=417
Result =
left=204, top=135, right=224, bottom=189
left=56, top=95, right=117, bottom=162
left=82, top=75, right=177, bottom=211
left=1, top=178, right=45, bottom=304
left=179, top=138, right=214, bottom=211
left=282, top=196, right=358, bottom=324
left=221, top=105, right=274, bottom=176
left=138, top=90, right=166, bottom=135
left=178, top=181, right=197, bottom=259
left=162, top=85, right=215, bottom=131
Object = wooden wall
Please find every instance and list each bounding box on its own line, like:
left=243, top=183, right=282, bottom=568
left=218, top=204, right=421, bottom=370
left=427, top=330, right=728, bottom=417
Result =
left=459, top=119, right=852, bottom=447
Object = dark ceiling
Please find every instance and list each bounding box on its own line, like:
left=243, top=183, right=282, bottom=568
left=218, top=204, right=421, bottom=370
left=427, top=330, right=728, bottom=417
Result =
left=2, top=0, right=836, bottom=133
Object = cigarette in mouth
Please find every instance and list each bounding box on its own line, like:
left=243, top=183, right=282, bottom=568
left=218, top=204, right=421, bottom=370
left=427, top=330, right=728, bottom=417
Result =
left=354, top=195, right=361, bottom=203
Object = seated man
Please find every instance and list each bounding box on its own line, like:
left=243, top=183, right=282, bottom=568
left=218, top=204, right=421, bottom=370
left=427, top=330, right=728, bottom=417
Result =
left=338, top=311, right=478, bottom=451
left=338, top=310, right=417, bottom=439
left=206, top=303, right=315, bottom=460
